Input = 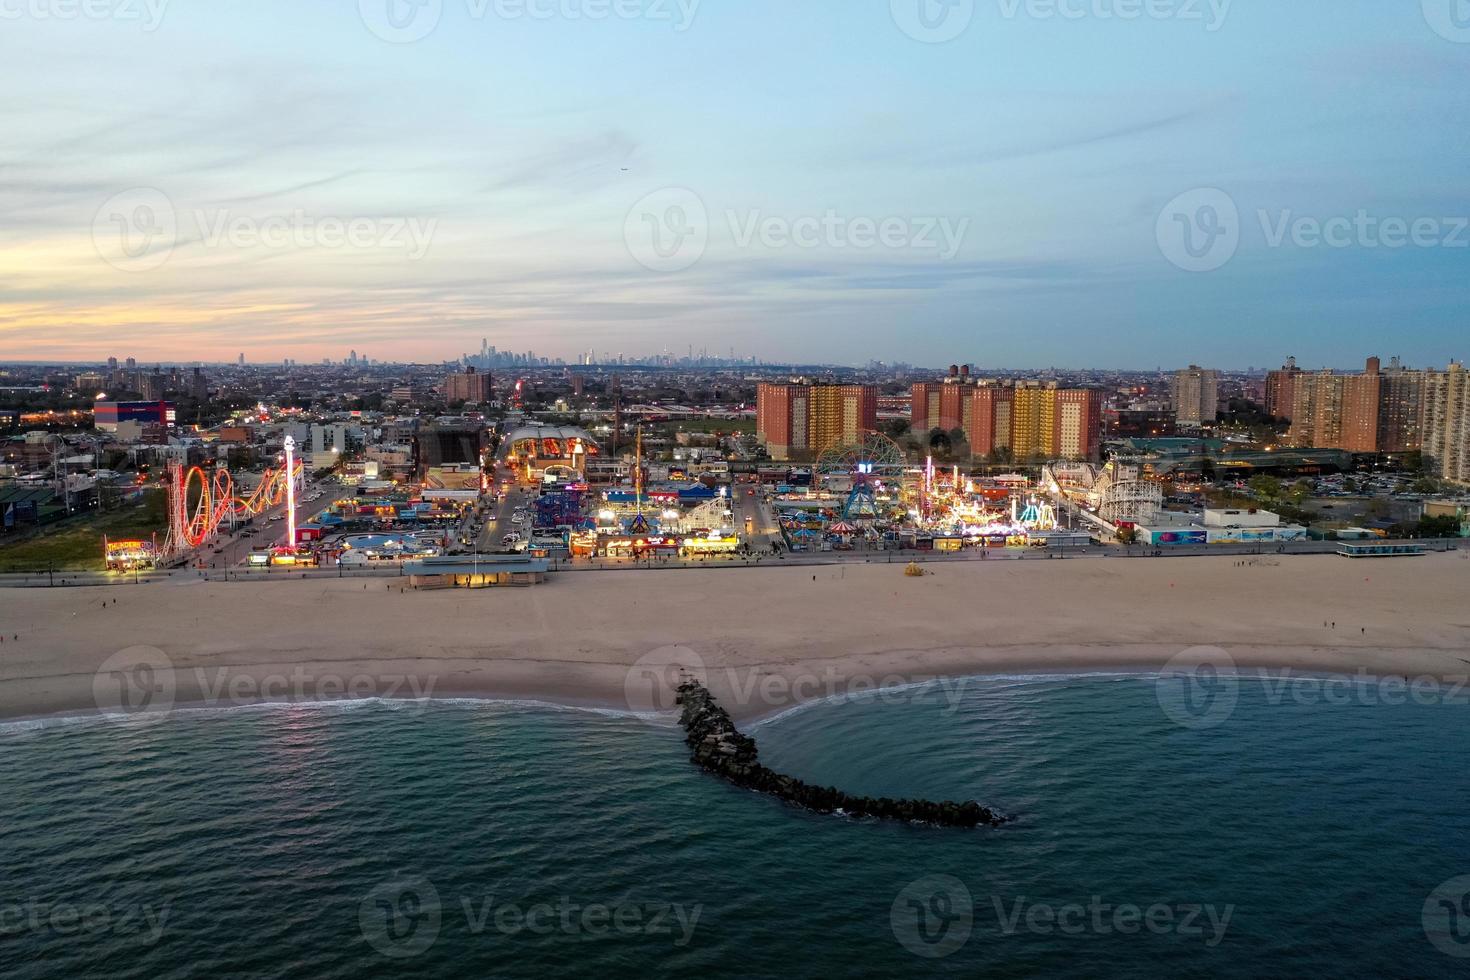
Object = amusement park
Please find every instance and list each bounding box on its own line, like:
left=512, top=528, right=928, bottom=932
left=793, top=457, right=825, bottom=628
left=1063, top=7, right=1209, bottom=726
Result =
left=764, top=431, right=1092, bottom=554
left=107, top=436, right=312, bottom=570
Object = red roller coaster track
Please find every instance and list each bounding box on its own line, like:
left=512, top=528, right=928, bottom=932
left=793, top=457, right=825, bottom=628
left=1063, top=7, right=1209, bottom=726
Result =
left=166, top=460, right=305, bottom=552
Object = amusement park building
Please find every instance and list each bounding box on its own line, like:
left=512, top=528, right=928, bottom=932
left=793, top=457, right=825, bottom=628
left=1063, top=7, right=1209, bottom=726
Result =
left=757, top=383, right=877, bottom=461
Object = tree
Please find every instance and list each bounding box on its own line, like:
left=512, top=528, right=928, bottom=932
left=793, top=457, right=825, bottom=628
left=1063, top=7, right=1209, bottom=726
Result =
left=1417, top=515, right=1461, bottom=538
left=1116, top=526, right=1139, bottom=545
left=883, top=419, right=911, bottom=440
left=1248, top=474, right=1282, bottom=504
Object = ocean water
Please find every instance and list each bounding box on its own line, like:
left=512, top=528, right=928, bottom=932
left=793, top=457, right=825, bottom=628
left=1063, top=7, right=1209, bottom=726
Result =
left=2, top=674, right=1469, bottom=978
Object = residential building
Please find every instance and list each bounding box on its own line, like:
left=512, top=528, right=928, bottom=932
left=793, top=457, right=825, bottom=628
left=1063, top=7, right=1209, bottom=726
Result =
left=1170, top=366, right=1220, bottom=425
left=756, top=382, right=877, bottom=461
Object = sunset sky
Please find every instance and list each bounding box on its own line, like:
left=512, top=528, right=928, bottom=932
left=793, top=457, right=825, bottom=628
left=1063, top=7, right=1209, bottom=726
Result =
left=2, top=0, right=1467, bottom=368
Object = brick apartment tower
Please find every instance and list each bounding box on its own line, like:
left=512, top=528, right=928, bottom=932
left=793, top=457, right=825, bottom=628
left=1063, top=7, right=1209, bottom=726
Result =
left=757, top=383, right=877, bottom=461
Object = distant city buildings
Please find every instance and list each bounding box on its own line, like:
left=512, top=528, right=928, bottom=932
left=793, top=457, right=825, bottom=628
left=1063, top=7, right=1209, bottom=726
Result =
left=756, top=382, right=877, bottom=461
left=1170, top=366, right=1220, bottom=426
left=1288, top=357, right=1420, bottom=454
left=1278, top=356, right=1468, bottom=485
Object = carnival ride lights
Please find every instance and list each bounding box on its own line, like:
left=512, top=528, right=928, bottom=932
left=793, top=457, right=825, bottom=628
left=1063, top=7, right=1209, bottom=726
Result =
left=164, top=456, right=306, bottom=554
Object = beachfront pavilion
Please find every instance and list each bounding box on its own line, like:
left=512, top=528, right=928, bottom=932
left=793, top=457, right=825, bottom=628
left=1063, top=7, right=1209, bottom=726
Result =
left=403, top=555, right=551, bottom=589
left=500, top=424, right=600, bottom=483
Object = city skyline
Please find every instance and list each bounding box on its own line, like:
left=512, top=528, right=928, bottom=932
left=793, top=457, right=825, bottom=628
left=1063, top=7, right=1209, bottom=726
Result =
left=4, top=3, right=1467, bottom=366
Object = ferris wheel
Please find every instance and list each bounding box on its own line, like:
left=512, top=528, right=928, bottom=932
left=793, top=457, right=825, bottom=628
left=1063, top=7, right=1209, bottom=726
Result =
left=814, top=430, right=908, bottom=476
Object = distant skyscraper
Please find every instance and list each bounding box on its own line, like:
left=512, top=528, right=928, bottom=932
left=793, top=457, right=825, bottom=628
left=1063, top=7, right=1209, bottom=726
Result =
left=1170, top=366, right=1220, bottom=425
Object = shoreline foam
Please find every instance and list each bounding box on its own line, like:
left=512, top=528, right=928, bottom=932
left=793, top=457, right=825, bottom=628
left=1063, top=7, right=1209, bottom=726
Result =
left=2, top=553, right=1467, bottom=726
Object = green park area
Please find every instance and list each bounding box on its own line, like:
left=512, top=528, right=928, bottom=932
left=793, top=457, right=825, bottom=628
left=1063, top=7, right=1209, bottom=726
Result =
left=0, top=490, right=167, bottom=572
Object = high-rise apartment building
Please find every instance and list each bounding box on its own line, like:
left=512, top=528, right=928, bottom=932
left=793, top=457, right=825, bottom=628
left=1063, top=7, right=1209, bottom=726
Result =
left=1170, top=366, right=1220, bottom=425
left=1423, top=362, right=1470, bottom=486
left=757, top=382, right=877, bottom=461
left=959, top=382, right=1102, bottom=461
left=910, top=364, right=975, bottom=434
left=443, top=366, right=493, bottom=404
left=1265, top=356, right=1303, bottom=420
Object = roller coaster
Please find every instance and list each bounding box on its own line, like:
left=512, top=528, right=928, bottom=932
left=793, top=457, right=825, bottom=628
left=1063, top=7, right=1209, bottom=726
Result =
left=162, top=457, right=304, bottom=558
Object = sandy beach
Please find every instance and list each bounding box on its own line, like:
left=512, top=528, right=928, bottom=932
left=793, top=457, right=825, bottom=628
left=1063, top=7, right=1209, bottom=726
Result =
left=1, top=552, right=1468, bottom=724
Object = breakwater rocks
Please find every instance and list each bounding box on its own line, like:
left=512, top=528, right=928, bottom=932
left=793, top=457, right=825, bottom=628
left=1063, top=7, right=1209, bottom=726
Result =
left=675, top=680, right=1009, bottom=829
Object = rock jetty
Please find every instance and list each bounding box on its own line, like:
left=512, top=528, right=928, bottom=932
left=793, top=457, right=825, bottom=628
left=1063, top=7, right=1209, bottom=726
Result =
left=675, top=679, right=1009, bottom=828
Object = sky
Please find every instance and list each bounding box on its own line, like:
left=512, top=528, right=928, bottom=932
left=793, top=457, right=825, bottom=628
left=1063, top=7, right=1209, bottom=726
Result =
left=1, top=0, right=1467, bottom=369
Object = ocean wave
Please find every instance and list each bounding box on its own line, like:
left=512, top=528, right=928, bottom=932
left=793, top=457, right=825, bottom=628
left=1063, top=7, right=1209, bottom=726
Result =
left=0, top=695, right=675, bottom=738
